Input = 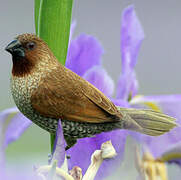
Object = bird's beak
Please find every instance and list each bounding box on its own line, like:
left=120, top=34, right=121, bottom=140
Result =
left=5, top=39, right=25, bottom=57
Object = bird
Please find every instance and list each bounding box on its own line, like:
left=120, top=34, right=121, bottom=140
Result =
left=5, top=33, right=177, bottom=149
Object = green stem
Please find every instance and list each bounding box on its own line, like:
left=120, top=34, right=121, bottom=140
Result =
left=37, top=0, right=43, bottom=36
left=50, top=134, right=56, bottom=154
left=34, top=0, right=73, bottom=153
left=35, top=0, right=73, bottom=65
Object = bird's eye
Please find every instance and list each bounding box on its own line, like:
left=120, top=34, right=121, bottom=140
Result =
left=26, top=42, right=36, bottom=50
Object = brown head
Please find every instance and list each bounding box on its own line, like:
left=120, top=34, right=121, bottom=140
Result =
left=5, top=34, right=56, bottom=77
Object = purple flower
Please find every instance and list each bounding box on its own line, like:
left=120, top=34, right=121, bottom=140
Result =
left=135, top=147, right=169, bottom=180
left=66, top=5, right=144, bottom=179
left=0, top=107, right=32, bottom=178
left=118, top=6, right=181, bottom=165
left=66, top=34, right=103, bottom=76
left=50, top=120, right=65, bottom=167
left=135, top=141, right=181, bottom=179
left=129, top=95, right=181, bottom=159
left=117, top=5, right=144, bottom=100
left=160, top=141, right=181, bottom=166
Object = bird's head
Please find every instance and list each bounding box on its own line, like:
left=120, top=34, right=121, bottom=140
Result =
left=5, top=34, right=54, bottom=77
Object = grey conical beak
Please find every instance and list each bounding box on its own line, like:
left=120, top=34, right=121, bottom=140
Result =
left=5, top=39, right=25, bottom=57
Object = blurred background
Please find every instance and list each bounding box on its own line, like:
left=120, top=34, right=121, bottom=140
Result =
left=0, top=0, right=181, bottom=179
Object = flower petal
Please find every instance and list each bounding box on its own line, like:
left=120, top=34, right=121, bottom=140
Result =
left=0, top=107, right=19, bottom=175
left=117, top=5, right=144, bottom=100
left=67, top=130, right=127, bottom=180
left=4, top=112, right=32, bottom=148
left=83, top=66, right=114, bottom=97
left=69, top=21, right=77, bottom=44
left=66, top=34, right=104, bottom=76
left=117, top=71, right=138, bottom=100
left=51, top=120, right=65, bottom=168
left=0, top=107, right=32, bottom=176
left=130, top=95, right=181, bottom=158
left=160, top=141, right=181, bottom=167
left=111, top=98, right=130, bottom=108
left=0, top=107, right=19, bottom=124
left=121, top=5, right=144, bottom=72
left=167, top=159, right=181, bottom=167
left=0, top=107, right=32, bottom=148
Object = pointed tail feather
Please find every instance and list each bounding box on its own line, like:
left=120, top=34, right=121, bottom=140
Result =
left=117, top=107, right=177, bottom=136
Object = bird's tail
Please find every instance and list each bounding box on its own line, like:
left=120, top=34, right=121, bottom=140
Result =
left=117, top=107, right=177, bottom=136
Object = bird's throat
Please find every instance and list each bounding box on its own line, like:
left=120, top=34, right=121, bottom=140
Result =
left=12, top=57, right=34, bottom=77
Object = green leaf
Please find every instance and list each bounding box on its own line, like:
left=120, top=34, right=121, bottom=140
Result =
left=34, top=0, right=73, bottom=65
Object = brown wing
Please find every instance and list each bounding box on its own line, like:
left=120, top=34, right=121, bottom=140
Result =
left=83, top=83, right=119, bottom=115
left=31, top=66, right=122, bottom=123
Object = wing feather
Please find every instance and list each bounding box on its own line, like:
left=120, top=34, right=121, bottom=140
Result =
left=31, top=66, right=121, bottom=123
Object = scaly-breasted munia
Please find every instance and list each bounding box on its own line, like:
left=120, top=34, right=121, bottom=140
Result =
left=5, top=34, right=176, bottom=149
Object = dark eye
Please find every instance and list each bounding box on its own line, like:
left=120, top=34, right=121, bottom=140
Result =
left=26, top=42, right=36, bottom=50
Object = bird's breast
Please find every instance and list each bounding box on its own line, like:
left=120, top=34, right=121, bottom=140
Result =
left=11, top=74, right=40, bottom=110
left=10, top=73, right=59, bottom=132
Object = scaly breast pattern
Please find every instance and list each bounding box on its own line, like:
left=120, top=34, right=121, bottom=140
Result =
left=10, top=72, right=59, bottom=133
